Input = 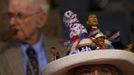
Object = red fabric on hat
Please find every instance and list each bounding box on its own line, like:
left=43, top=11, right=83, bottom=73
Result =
left=71, top=35, right=79, bottom=43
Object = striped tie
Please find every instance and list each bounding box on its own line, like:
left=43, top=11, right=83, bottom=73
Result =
left=26, top=47, right=39, bottom=75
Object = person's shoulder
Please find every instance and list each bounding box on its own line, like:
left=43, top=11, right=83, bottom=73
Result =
left=0, top=41, right=20, bottom=54
left=0, top=42, right=7, bottom=48
left=0, top=42, right=9, bottom=53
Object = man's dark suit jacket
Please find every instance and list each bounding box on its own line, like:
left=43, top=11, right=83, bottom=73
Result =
left=0, top=36, right=65, bottom=75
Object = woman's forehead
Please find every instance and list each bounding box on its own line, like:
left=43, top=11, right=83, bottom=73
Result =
left=67, top=64, right=121, bottom=75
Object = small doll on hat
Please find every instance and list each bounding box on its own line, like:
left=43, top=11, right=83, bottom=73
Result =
left=63, top=11, right=113, bottom=55
left=63, top=10, right=88, bottom=44
left=94, top=32, right=114, bottom=49
left=87, top=13, right=101, bottom=37
left=86, top=13, right=114, bottom=49
left=63, top=10, right=89, bottom=54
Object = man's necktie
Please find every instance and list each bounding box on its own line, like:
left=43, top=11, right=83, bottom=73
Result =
left=26, top=47, right=39, bottom=75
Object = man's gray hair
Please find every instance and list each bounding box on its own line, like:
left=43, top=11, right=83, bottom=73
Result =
left=30, top=0, right=49, bottom=13
left=39, top=2, right=49, bottom=13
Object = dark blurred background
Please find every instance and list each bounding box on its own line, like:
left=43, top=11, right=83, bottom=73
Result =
left=0, top=0, right=134, bottom=51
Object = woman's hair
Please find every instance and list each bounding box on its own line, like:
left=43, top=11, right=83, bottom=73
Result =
left=67, top=64, right=122, bottom=75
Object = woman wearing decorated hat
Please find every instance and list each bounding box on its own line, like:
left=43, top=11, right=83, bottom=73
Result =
left=45, top=50, right=134, bottom=75
left=45, top=11, right=134, bottom=75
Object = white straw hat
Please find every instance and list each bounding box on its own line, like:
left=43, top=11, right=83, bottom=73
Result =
left=45, top=50, right=134, bottom=75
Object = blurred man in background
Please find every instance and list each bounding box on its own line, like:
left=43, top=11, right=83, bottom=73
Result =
left=0, top=0, right=65, bottom=75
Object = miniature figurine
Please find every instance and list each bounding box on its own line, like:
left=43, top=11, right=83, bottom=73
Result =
left=63, top=12, right=114, bottom=55
left=63, top=10, right=88, bottom=44
left=94, top=32, right=114, bottom=49
left=86, top=14, right=114, bottom=49
left=63, top=10, right=90, bottom=55
left=50, top=47, right=60, bottom=61
left=87, top=14, right=101, bottom=37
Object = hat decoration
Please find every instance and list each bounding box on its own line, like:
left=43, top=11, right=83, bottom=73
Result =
left=63, top=11, right=115, bottom=55
left=44, top=11, right=134, bottom=75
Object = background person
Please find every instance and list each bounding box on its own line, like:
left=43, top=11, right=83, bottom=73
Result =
left=0, top=0, right=65, bottom=75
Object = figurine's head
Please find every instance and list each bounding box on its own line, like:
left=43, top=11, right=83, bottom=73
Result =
left=63, top=10, right=78, bottom=27
left=94, top=32, right=105, bottom=45
left=87, top=14, right=98, bottom=26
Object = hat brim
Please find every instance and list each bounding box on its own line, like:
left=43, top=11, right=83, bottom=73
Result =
left=45, top=49, right=134, bottom=75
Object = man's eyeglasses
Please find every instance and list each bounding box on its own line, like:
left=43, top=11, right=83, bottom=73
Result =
left=5, top=12, right=40, bottom=20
